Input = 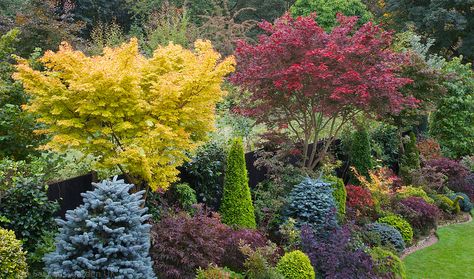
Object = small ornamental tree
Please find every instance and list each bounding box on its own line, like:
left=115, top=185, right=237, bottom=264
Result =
left=14, top=39, right=235, bottom=191
left=348, top=125, right=373, bottom=179
left=44, top=177, right=156, bottom=278
left=231, top=14, right=414, bottom=170
left=220, top=138, right=256, bottom=228
left=290, top=0, right=373, bottom=30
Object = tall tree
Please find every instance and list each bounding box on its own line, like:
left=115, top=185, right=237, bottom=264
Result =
left=14, top=39, right=235, bottom=191
left=231, top=14, right=415, bottom=170
left=383, top=0, right=474, bottom=62
left=290, top=0, right=373, bottom=30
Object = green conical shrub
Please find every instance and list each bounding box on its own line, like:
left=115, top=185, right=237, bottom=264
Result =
left=349, top=126, right=373, bottom=180
left=220, top=138, right=256, bottom=229
left=400, top=132, right=420, bottom=181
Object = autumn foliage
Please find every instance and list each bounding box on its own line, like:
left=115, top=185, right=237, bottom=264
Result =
left=231, top=14, right=415, bottom=169
left=14, top=39, right=235, bottom=191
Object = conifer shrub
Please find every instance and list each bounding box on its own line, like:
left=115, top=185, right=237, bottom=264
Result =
left=370, top=247, right=406, bottom=279
left=449, top=193, right=473, bottom=212
left=325, top=176, right=347, bottom=221
left=44, top=177, right=156, bottom=278
left=276, top=250, right=315, bottom=279
left=0, top=227, right=28, bottom=279
left=433, top=194, right=458, bottom=214
left=396, top=186, right=434, bottom=204
left=394, top=197, right=439, bottom=237
left=377, top=215, right=414, bottom=245
left=400, top=132, right=421, bottom=181
left=284, top=178, right=337, bottom=234
left=347, top=126, right=373, bottom=180
left=151, top=208, right=230, bottom=278
left=220, top=138, right=257, bottom=229
left=365, top=223, right=406, bottom=254
left=196, top=264, right=244, bottom=279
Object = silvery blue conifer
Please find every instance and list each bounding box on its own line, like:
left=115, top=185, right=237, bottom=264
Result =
left=44, top=177, right=156, bottom=278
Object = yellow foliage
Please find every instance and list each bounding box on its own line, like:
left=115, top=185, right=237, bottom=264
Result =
left=351, top=166, right=394, bottom=209
left=14, top=38, right=235, bottom=191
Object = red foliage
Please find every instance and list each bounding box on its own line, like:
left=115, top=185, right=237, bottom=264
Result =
left=346, top=184, right=374, bottom=217
left=150, top=209, right=231, bottom=278
left=221, top=229, right=269, bottom=272
left=417, top=138, right=442, bottom=162
left=230, top=13, right=415, bottom=168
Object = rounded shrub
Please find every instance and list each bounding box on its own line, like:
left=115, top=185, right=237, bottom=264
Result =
left=449, top=192, right=473, bottom=212
left=325, top=176, right=347, bottom=221
left=220, top=138, right=256, bottom=229
left=377, top=215, right=413, bottom=245
left=370, top=247, right=406, bottom=279
left=151, top=208, right=230, bottom=278
left=345, top=184, right=374, bottom=220
left=284, top=178, right=337, bottom=234
left=196, top=264, right=244, bottom=279
left=222, top=229, right=268, bottom=272
left=433, top=194, right=458, bottom=214
left=0, top=182, right=59, bottom=253
left=395, top=197, right=439, bottom=237
left=396, top=186, right=434, bottom=204
left=365, top=223, right=405, bottom=254
left=0, top=227, right=28, bottom=279
left=168, top=182, right=197, bottom=213
left=276, top=250, right=315, bottom=279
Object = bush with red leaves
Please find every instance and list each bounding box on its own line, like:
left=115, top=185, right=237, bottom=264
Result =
left=394, top=197, right=439, bottom=237
left=426, top=158, right=473, bottom=199
left=221, top=229, right=269, bottom=272
left=345, top=184, right=375, bottom=221
left=150, top=208, right=231, bottom=279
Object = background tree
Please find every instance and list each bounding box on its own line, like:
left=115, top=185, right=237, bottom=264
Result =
left=430, top=57, right=474, bottom=158
left=0, top=29, right=44, bottom=160
left=383, top=0, right=474, bottom=62
left=231, top=14, right=414, bottom=170
left=14, top=38, right=235, bottom=191
left=220, top=138, right=257, bottom=229
left=290, top=0, right=373, bottom=30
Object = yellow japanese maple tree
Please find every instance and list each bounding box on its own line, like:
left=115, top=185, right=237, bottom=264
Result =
left=14, top=38, right=235, bottom=191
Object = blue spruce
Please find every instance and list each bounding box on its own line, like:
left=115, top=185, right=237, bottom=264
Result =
left=44, top=177, right=156, bottom=278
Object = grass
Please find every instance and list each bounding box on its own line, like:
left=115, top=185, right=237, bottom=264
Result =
left=404, top=211, right=474, bottom=279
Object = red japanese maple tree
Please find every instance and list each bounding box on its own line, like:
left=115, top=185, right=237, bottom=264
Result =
left=231, top=13, right=416, bottom=169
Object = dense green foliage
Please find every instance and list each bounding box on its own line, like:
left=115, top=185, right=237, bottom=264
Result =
left=370, top=247, right=406, bottom=279
left=378, top=215, right=414, bottom=245
left=0, top=227, right=29, bottom=279
left=449, top=193, right=473, bottom=213
left=430, top=58, right=474, bottom=158
left=0, top=29, right=43, bottom=160
left=220, top=138, right=256, bottom=228
left=325, top=175, right=347, bottom=221
left=284, top=178, right=337, bottom=233
left=384, top=0, right=473, bottom=62
left=396, top=186, right=434, bottom=204
left=276, top=250, right=315, bottom=279
left=290, top=0, right=373, bottom=30
left=346, top=126, right=373, bottom=179
left=0, top=182, right=58, bottom=253
left=183, top=141, right=226, bottom=210
left=399, top=132, right=420, bottom=181
left=168, top=183, right=197, bottom=213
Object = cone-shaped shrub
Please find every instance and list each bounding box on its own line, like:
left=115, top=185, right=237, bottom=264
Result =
left=44, top=177, right=156, bottom=278
left=220, top=138, right=256, bottom=228
left=276, top=250, right=315, bottom=279
left=349, top=126, right=373, bottom=180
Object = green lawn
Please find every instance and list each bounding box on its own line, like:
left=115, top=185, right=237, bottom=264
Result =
left=404, top=212, right=474, bottom=279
